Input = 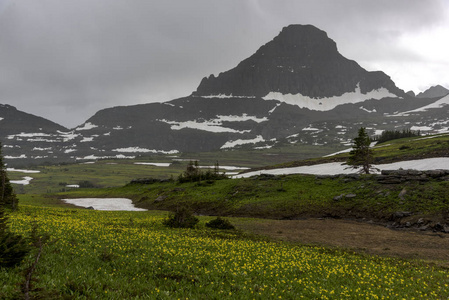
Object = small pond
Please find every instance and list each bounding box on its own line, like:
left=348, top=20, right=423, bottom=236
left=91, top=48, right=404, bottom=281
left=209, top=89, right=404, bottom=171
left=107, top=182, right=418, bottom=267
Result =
left=61, top=198, right=147, bottom=211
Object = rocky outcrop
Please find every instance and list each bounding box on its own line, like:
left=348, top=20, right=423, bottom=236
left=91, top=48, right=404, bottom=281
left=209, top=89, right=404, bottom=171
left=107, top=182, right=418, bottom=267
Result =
left=377, top=169, right=449, bottom=184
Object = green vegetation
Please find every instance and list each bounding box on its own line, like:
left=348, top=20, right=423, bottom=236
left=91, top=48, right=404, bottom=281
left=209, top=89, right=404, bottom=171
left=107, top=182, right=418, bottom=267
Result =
left=2, top=205, right=448, bottom=299
left=375, top=128, right=421, bottom=144
left=178, top=161, right=226, bottom=183
left=0, top=143, right=30, bottom=268
left=206, top=217, right=235, bottom=230
left=2, top=132, right=449, bottom=298
left=162, top=206, right=199, bottom=229
left=49, top=172, right=449, bottom=228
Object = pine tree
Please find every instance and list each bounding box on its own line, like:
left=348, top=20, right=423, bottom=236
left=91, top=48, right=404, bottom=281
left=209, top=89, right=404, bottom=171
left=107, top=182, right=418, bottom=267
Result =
left=347, top=127, right=375, bottom=174
left=0, top=143, right=18, bottom=210
left=0, top=142, right=29, bottom=268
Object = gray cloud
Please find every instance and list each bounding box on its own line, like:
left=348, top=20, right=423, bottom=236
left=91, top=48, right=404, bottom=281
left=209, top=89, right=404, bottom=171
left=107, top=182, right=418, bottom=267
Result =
left=0, top=0, right=448, bottom=128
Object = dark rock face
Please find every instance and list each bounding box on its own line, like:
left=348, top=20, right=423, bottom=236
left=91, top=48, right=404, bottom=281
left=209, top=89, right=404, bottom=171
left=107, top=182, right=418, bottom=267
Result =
left=194, top=25, right=404, bottom=98
left=0, top=104, right=67, bottom=136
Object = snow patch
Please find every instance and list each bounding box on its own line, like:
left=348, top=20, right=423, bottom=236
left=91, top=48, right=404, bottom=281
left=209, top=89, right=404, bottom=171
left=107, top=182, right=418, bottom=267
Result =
left=112, top=147, right=179, bottom=154
left=198, top=165, right=250, bottom=170
left=159, top=119, right=250, bottom=134
left=80, top=137, right=94, bottom=142
left=263, top=84, right=396, bottom=111
left=221, top=135, right=265, bottom=149
left=7, top=168, right=40, bottom=173
left=391, top=94, right=449, bottom=116
left=58, top=131, right=79, bottom=141
left=10, top=176, right=33, bottom=185
left=4, top=154, right=27, bottom=159
left=410, top=126, right=433, bottom=131
left=76, top=154, right=136, bottom=160
left=76, top=122, right=98, bottom=131
left=302, top=126, right=320, bottom=131
left=134, top=162, right=171, bottom=167
left=62, top=198, right=147, bottom=211
left=199, top=94, right=255, bottom=99
left=360, top=106, right=377, bottom=113
left=235, top=157, right=449, bottom=178
left=215, top=114, right=268, bottom=123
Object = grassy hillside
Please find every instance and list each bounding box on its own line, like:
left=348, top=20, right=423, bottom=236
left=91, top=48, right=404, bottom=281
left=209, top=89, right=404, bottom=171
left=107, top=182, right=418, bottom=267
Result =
left=270, top=132, right=449, bottom=170
left=51, top=172, right=449, bottom=230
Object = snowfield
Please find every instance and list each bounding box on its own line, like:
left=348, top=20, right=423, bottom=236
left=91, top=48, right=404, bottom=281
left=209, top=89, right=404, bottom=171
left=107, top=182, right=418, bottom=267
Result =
left=134, top=162, right=171, bottom=167
left=62, top=198, right=147, bottom=211
left=234, top=157, right=449, bottom=178
left=10, top=176, right=33, bottom=185
left=263, top=84, right=396, bottom=111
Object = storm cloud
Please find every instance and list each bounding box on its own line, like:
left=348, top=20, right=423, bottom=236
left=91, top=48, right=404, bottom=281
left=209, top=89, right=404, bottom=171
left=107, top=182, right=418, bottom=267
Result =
left=0, top=0, right=448, bottom=128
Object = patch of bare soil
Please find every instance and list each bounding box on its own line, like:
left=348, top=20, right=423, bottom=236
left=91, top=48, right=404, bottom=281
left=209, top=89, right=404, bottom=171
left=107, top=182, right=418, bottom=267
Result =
left=236, top=218, right=449, bottom=267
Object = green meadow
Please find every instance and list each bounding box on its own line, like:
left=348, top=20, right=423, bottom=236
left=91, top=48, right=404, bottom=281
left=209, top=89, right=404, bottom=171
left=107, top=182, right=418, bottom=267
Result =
left=2, top=134, right=449, bottom=298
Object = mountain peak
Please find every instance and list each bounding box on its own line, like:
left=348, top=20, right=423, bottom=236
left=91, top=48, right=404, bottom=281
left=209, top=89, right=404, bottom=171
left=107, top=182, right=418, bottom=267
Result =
left=417, top=85, right=449, bottom=99
left=193, top=24, right=403, bottom=99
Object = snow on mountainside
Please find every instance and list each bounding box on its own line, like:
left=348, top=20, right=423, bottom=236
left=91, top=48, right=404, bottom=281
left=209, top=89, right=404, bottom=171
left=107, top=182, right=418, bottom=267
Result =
left=262, top=84, right=396, bottom=111
left=392, top=94, right=449, bottom=116
left=1, top=25, right=449, bottom=166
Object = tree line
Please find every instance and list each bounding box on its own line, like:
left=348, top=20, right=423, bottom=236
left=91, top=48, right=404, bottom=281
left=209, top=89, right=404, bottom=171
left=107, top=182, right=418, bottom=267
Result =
left=374, top=129, right=421, bottom=144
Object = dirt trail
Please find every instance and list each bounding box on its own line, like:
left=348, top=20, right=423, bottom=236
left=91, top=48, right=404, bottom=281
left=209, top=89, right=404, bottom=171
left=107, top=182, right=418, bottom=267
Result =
left=236, top=218, right=449, bottom=266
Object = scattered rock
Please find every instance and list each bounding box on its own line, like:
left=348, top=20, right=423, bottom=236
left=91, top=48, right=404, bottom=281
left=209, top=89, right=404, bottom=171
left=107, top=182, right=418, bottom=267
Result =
left=86, top=206, right=94, bottom=210
left=345, top=194, right=357, bottom=199
left=391, top=211, right=412, bottom=220
left=398, top=188, right=407, bottom=201
left=154, top=195, right=168, bottom=202
left=444, top=225, right=449, bottom=233
left=333, top=194, right=343, bottom=201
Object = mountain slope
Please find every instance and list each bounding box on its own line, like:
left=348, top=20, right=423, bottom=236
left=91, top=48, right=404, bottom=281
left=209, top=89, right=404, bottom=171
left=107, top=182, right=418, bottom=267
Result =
left=2, top=24, right=449, bottom=166
left=417, top=85, right=449, bottom=98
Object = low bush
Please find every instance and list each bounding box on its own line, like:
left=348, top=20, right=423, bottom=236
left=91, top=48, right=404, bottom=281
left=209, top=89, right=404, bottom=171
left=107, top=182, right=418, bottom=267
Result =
left=162, top=206, right=199, bottom=228
left=205, top=217, right=235, bottom=230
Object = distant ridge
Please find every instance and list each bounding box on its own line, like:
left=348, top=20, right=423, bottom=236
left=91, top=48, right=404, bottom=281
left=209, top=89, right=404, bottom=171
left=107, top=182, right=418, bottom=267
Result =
left=417, top=85, right=449, bottom=98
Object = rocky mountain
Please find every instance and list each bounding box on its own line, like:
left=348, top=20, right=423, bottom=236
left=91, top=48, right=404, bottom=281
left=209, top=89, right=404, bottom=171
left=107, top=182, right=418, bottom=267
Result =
left=1, top=25, right=448, bottom=167
left=194, top=25, right=405, bottom=99
left=416, top=85, right=449, bottom=98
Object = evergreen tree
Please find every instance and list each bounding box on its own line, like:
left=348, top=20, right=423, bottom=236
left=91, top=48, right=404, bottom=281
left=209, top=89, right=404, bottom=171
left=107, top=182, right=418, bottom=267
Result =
left=0, top=143, right=18, bottom=210
left=347, top=127, right=375, bottom=174
left=0, top=143, right=29, bottom=268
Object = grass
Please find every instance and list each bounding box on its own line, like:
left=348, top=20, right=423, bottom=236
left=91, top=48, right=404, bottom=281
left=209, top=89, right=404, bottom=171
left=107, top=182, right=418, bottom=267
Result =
left=3, top=133, right=449, bottom=298
left=7, top=142, right=344, bottom=194
left=258, top=132, right=449, bottom=172
left=2, top=205, right=448, bottom=299
left=46, top=173, right=449, bottom=226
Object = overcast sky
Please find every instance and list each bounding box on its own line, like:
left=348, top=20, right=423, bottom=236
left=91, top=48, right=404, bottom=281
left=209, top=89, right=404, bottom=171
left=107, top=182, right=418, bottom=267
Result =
left=1, top=0, right=448, bottom=128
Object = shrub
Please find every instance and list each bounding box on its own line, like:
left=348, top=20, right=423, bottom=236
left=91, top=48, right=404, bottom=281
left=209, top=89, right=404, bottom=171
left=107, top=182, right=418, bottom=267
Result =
left=78, top=180, right=95, bottom=188
left=205, top=217, right=235, bottom=230
left=163, top=206, right=199, bottom=229
left=178, top=161, right=227, bottom=183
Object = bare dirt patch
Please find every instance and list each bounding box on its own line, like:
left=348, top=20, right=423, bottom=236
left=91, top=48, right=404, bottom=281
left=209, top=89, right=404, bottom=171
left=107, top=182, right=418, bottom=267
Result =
left=236, top=218, right=449, bottom=266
